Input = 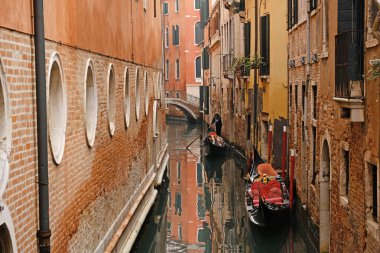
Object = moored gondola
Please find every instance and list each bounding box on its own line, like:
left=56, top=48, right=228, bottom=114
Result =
left=245, top=149, right=290, bottom=227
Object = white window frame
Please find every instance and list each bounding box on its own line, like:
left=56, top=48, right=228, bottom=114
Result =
left=83, top=59, right=98, bottom=147
left=175, top=0, right=179, bottom=12
left=124, top=67, right=131, bottom=128
left=163, top=2, right=169, bottom=15
left=194, top=0, right=200, bottom=10
left=165, top=26, right=169, bottom=48
left=194, top=21, right=201, bottom=45
left=47, top=52, right=67, bottom=164
left=165, top=59, right=169, bottom=80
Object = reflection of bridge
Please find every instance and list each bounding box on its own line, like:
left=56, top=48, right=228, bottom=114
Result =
left=165, top=91, right=203, bottom=122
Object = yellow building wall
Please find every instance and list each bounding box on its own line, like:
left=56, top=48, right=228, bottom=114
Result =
left=244, top=0, right=288, bottom=165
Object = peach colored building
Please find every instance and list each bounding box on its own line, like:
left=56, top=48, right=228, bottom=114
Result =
left=0, top=0, right=167, bottom=252
left=167, top=153, right=209, bottom=252
left=163, top=0, right=204, bottom=118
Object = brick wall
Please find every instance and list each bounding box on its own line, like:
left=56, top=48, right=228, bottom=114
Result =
left=0, top=27, right=165, bottom=252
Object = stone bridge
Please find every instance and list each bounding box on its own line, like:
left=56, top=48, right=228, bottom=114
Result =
left=165, top=92, right=203, bottom=122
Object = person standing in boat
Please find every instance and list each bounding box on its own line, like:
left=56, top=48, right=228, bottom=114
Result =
left=211, top=113, right=223, bottom=136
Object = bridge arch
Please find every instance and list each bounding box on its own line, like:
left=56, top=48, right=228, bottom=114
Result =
left=165, top=98, right=200, bottom=122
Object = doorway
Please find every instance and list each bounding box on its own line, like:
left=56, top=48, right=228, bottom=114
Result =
left=320, top=140, right=331, bottom=252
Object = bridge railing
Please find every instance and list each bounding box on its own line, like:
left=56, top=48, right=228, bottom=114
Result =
left=165, top=91, right=200, bottom=107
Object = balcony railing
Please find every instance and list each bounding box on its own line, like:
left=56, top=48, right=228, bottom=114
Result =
left=165, top=91, right=199, bottom=106
left=335, top=30, right=364, bottom=99
left=222, top=54, right=233, bottom=74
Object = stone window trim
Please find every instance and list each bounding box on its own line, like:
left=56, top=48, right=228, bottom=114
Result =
left=0, top=58, right=12, bottom=199
left=0, top=204, right=18, bottom=252
left=47, top=52, right=67, bottom=165
left=135, top=67, right=141, bottom=121
left=106, top=64, right=116, bottom=136
left=124, top=67, right=131, bottom=128
left=152, top=100, right=158, bottom=139
left=364, top=151, right=380, bottom=236
left=83, top=59, right=98, bottom=147
left=144, top=71, right=149, bottom=116
left=339, top=141, right=350, bottom=207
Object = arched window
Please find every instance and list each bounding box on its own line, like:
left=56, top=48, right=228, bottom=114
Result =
left=195, top=21, right=202, bottom=44
left=107, top=64, right=116, bottom=136
left=165, top=59, right=169, bottom=80
left=0, top=58, right=11, bottom=198
left=144, top=71, right=149, bottom=116
left=135, top=67, right=141, bottom=121
left=195, top=56, right=202, bottom=79
left=84, top=60, right=97, bottom=147
left=124, top=67, right=130, bottom=128
left=47, top=53, right=67, bottom=164
left=175, top=59, right=180, bottom=80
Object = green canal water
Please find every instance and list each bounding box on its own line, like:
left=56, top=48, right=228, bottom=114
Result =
left=132, top=121, right=318, bottom=253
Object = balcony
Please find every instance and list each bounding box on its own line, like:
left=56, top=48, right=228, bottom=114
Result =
left=222, top=54, right=234, bottom=79
left=333, top=30, right=365, bottom=122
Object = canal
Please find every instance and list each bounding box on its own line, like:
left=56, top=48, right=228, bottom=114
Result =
left=132, top=121, right=318, bottom=253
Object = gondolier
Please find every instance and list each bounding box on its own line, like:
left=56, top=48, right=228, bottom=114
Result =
left=211, top=113, right=222, bottom=136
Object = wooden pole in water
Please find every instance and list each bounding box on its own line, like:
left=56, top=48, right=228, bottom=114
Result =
left=289, top=149, right=295, bottom=211
left=282, top=126, right=287, bottom=180
left=267, top=125, right=273, bottom=162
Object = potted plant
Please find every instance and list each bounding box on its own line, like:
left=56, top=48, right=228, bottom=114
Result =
left=368, top=59, right=380, bottom=80
left=231, top=55, right=263, bottom=77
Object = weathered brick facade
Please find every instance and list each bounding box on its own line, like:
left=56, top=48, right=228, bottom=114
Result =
left=288, top=1, right=380, bottom=252
left=0, top=0, right=167, bottom=252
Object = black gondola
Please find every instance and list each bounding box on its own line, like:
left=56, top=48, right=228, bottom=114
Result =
left=203, top=132, right=226, bottom=156
left=245, top=148, right=289, bottom=227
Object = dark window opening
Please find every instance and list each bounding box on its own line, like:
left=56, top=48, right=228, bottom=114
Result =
left=310, top=0, right=317, bottom=12
left=312, top=126, right=317, bottom=184
left=163, top=2, right=168, bottom=15
left=195, top=0, right=201, bottom=10
left=335, top=0, right=364, bottom=98
left=371, top=164, right=378, bottom=222
left=244, top=22, right=251, bottom=57
left=343, top=150, right=350, bottom=196
left=195, top=57, right=202, bottom=78
left=312, top=85, right=317, bottom=119
left=260, top=15, right=270, bottom=76
left=247, top=114, right=251, bottom=140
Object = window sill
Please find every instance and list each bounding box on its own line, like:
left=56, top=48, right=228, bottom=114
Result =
left=320, top=51, right=328, bottom=59
left=339, top=196, right=349, bottom=209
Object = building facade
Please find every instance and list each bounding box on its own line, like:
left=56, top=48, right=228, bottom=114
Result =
left=163, top=0, right=204, bottom=119
left=288, top=0, right=380, bottom=252
left=0, top=0, right=168, bottom=252
left=244, top=0, right=289, bottom=168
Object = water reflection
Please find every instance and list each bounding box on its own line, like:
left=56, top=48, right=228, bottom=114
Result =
left=133, top=121, right=317, bottom=253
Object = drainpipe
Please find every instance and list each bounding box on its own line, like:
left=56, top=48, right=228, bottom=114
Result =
left=305, top=0, right=311, bottom=207
left=33, top=0, right=51, bottom=252
left=253, top=0, right=258, bottom=147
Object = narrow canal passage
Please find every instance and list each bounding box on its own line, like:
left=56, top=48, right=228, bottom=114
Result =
left=133, top=121, right=318, bottom=253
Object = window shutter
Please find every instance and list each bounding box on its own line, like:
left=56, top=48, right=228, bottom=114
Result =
left=260, top=15, right=270, bottom=75
left=288, top=0, right=292, bottom=29
left=172, top=26, right=175, bottom=45
left=294, top=0, right=298, bottom=25
left=244, top=22, right=251, bottom=57
left=203, top=47, right=209, bottom=70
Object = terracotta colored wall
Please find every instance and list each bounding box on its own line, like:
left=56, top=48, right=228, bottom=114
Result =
left=0, top=0, right=162, bottom=68
left=163, top=0, right=202, bottom=93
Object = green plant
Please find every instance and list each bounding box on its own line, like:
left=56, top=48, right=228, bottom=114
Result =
left=367, top=59, right=380, bottom=80
left=231, top=55, right=264, bottom=76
